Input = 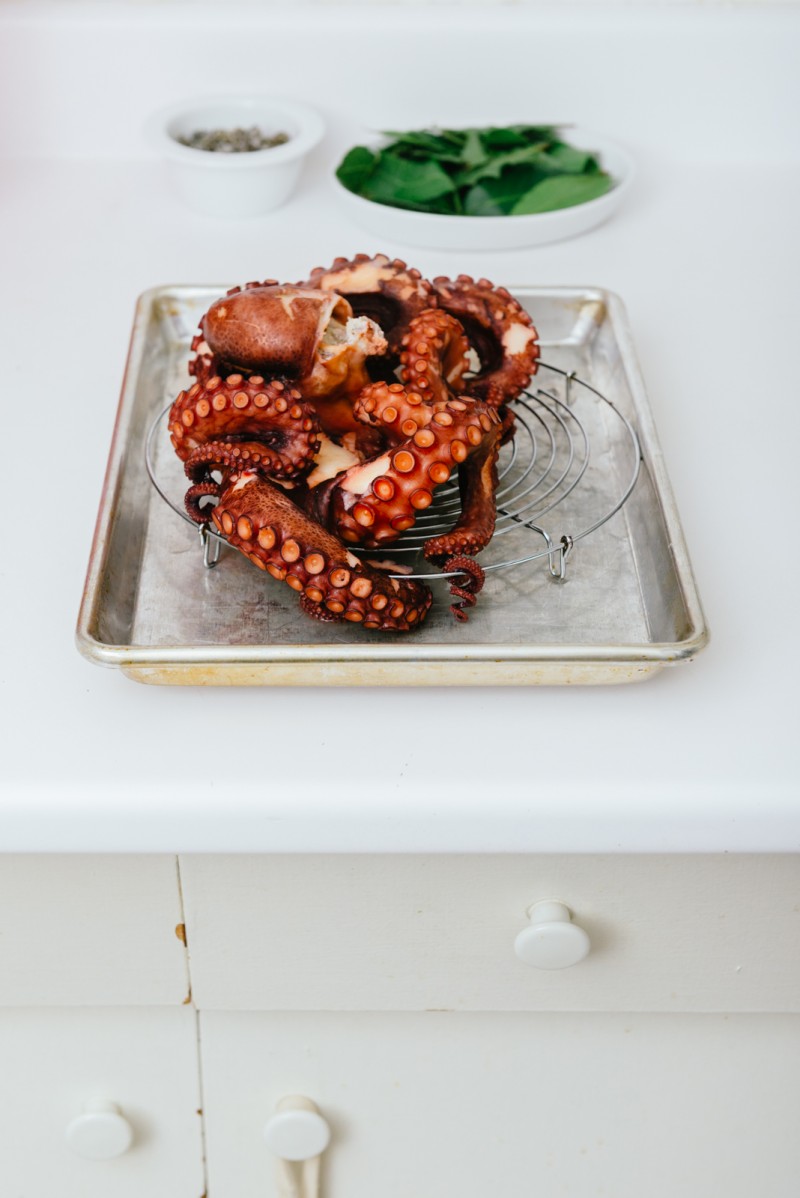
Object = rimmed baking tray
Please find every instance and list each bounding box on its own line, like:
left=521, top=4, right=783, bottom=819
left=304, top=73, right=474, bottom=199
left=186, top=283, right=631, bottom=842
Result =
left=76, top=285, right=708, bottom=685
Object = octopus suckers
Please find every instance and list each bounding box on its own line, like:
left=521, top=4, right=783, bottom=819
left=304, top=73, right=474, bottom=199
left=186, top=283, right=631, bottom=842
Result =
left=168, top=255, right=540, bottom=633
left=429, top=463, right=450, bottom=484
left=393, top=451, right=415, bottom=473
left=373, top=477, right=395, bottom=501
left=353, top=504, right=375, bottom=527
left=304, top=553, right=325, bottom=575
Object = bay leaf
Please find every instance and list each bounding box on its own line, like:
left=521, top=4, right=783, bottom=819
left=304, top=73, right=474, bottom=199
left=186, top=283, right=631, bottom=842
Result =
left=454, top=143, right=549, bottom=188
left=511, top=172, right=613, bottom=215
left=538, top=143, right=600, bottom=175
left=335, top=146, right=378, bottom=194
left=463, top=166, right=543, bottom=215
left=361, top=151, right=457, bottom=208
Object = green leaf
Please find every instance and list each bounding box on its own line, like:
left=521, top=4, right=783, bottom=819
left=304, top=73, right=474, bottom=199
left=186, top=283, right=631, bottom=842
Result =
left=538, top=142, right=600, bottom=175
left=480, top=124, right=560, bottom=150
left=511, top=172, right=613, bottom=215
left=463, top=166, right=544, bottom=216
left=335, top=146, right=378, bottom=194
left=460, top=128, right=487, bottom=168
left=454, top=143, right=549, bottom=188
left=463, top=184, right=505, bottom=217
left=361, top=150, right=457, bottom=209
left=381, top=129, right=466, bottom=162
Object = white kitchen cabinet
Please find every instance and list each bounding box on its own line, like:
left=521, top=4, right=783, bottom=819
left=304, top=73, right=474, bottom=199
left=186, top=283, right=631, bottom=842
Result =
left=179, top=854, right=800, bottom=1012
left=0, top=1005, right=204, bottom=1198
left=199, top=1009, right=800, bottom=1198
left=0, top=852, right=796, bottom=1198
left=0, top=855, right=189, bottom=1006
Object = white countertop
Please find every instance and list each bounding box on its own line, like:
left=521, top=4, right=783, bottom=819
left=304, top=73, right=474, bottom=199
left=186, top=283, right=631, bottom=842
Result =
left=1, top=4, right=798, bottom=853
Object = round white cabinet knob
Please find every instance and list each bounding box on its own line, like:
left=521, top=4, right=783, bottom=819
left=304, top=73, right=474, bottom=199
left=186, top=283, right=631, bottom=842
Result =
left=514, top=900, right=591, bottom=970
left=65, top=1101, right=134, bottom=1160
left=264, top=1096, right=331, bottom=1162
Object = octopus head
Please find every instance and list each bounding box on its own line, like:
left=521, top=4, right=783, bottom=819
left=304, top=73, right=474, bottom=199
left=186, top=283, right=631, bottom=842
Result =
left=201, top=284, right=387, bottom=397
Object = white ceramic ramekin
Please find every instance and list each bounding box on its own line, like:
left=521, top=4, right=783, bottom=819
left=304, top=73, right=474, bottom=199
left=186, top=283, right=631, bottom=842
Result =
left=146, top=95, right=325, bottom=218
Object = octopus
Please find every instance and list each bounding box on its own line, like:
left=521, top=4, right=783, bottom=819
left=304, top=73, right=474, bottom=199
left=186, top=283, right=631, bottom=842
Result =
left=169, top=253, right=540, bottom=632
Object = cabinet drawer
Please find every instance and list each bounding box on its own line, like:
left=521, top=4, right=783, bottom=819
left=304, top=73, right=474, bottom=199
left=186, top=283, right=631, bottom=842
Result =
left=0, top=1006, right=204, bottom=1197
left=200, top=1010, right=800, bottom=1198
left=180, top=854, right=800, bottom=1012
left=0, top=855, right=189, bottom=1005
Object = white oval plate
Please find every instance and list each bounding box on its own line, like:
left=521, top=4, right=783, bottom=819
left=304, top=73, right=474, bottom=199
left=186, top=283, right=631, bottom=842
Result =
left=333, top=128, right=635, bottom=251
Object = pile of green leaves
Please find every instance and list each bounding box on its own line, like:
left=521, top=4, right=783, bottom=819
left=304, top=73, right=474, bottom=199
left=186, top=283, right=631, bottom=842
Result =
left=336, top=125, right=613, bottom=217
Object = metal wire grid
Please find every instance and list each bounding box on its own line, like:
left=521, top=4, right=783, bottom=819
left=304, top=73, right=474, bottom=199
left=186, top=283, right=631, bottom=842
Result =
left=145, top=361, right=642, bottom=582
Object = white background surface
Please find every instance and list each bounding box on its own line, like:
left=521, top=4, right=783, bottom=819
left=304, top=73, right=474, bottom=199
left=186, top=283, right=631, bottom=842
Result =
left=1, top=4, right=798, bottom=851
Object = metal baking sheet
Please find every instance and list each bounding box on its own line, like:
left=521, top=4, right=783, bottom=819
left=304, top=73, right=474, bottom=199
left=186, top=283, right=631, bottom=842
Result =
left=76, top=285, right=708, bottom=685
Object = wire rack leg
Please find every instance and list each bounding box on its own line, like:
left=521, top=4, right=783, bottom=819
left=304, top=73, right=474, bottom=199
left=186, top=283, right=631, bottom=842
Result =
left=199, top=524, right=221, bottom=569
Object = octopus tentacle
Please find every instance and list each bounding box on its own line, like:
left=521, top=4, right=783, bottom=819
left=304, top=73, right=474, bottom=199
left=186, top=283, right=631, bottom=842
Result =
left=169, top=375, right=320, bottom=480
left=354, top=380, right=430, bottom=435
left=187, top=330, right=215, bottom=385
left=432, top=274, right=540, bottom=406
left=300, top=253, right=435, bottom=352
left=443, top=555, right=486, bottom=623
left=398, top=309, right=470, bottom=404
left=423, top=422, right=502, bottom=564
left=324, top=383, right=501, bottom=549
left=299, top=592, right=341, bottom=622
left=184, top=439, right=303, bottom=485
left=212, top=473, right=432, bottom=631
left=184, top=480, right=221, bottom=524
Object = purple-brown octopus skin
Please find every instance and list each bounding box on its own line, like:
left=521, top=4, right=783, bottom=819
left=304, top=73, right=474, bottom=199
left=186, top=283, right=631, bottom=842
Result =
left=191, top=283, right=388, bottom=424
left=170, top=255, right=542, bottom=631
left=169, top=373, right=321, bottom=517
left=318, top=380, right=502, bottom=554
left=299, top=253, right=436, bottom=353
left=211, top=472, right=433, bottom=632
left=432, top=274, right=540, bottom=406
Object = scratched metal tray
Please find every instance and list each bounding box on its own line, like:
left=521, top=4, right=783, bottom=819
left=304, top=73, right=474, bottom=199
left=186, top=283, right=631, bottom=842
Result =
left=76, top=285, right=708, bottom=685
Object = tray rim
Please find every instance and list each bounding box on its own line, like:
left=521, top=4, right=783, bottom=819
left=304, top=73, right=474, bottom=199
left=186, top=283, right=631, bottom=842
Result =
left=75, top=284, right=709, bottom=679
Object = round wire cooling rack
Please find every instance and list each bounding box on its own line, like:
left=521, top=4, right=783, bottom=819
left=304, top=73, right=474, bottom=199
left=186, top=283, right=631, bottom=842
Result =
left=145, top=362, right=642, bottom=584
